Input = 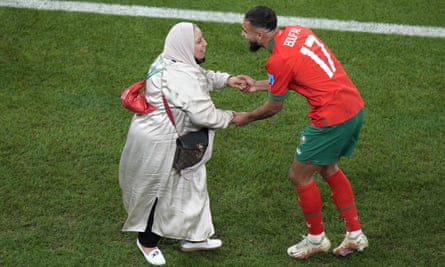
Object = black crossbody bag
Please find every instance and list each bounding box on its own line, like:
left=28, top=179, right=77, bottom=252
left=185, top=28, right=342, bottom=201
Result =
left=162, top=96, right=209, bottom=171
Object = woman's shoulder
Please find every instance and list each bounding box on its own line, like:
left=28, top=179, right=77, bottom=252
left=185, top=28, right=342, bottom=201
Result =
left=166, top=63, right=201, bottom=80
left=170, top=62, right=201, bottom=73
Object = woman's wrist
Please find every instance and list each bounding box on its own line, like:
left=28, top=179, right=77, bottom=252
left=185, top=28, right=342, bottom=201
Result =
left=226, top=75, right=233, bottom=87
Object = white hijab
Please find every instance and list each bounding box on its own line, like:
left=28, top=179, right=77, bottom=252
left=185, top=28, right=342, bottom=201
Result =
left=162, top=22, right=198, bottom=68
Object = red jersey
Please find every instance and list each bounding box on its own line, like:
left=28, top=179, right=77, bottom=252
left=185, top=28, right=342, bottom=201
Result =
left=266, top=25, right=364, bottom=127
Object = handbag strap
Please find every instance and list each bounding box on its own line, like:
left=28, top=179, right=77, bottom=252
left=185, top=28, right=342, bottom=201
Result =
left=162, top=95, right=176, bottom=128
left=159, top=63, right=180, bottom=135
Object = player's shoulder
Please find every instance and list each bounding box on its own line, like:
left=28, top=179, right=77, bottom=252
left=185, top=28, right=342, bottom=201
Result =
left=273, top=25, right=312, bottom=52
left=280, top=25, right=311, bottom=33
left=269, top=26, right=310, bottom=61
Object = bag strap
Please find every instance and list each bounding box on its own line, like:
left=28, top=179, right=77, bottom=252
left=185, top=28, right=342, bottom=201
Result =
left=159, top=63, right=181, bottom=135
left=162, top=95, right=176, bottom=128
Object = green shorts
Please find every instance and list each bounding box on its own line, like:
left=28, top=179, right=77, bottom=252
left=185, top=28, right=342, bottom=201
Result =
left=295, top=109, right=364, bottom=165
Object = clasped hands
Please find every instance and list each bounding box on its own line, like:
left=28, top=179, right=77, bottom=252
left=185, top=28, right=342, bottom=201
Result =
left=226, top=75, right=263, bottom=128
left=227, top=75, right=261, bottom=93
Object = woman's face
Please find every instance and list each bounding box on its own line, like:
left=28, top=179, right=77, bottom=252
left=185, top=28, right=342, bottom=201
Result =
left=194, top=27, right=207, bottom=61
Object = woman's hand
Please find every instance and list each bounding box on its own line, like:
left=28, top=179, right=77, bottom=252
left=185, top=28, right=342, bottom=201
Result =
left=227, top=75, right=255, bottom=91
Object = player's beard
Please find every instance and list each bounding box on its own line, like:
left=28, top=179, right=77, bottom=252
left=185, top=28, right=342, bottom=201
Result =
left=195, top=57, right=206, bottom=64
left=248, top=40, right=262, bottom=52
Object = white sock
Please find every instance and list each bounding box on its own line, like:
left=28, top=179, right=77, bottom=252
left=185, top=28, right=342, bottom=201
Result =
left=348, top=230, right=362, bottom=239
left=308, top=232, right=325, bottom=244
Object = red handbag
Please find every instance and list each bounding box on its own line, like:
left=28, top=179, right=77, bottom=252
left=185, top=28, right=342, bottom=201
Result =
left=120, top=80, right=156, bottom=114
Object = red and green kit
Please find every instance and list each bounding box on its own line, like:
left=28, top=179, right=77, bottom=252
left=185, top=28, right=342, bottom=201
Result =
left=265, top=25, right=364, bottom=128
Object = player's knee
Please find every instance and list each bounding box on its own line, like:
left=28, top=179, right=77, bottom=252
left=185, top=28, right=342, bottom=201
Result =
left=289, top=160, right=319, bottom=186
left=288, top=169, right=297, bottom=185
left=288, top=169, right=310, bottom=186
left=320, top=164, right=339, bottom=179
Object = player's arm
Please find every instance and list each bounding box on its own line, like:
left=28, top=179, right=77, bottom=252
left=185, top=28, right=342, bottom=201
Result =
left=251, top=79, right=269, bottom=91
left=238, top=78, right=269, bottom=93
left=232, top=98, right=283, bottom=127
left=250, top=98, right=283, bottom=119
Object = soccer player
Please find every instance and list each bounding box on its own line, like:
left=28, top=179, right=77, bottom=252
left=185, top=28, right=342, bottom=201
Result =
left=232, top=6, right=369, bottom=259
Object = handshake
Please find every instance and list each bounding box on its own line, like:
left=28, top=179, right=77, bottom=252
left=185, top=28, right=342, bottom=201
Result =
left=226, top=74, right=264, bottom=93
left=225, top=75, right=275, bottom=128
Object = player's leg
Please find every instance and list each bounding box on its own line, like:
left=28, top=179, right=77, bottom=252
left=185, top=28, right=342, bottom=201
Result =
left=322, top=164, right=368, bottom=256
left=321, top=163, right=361, bottom=234
left=320, top=110, right=368, bottom=256
left=287, top=160, right=331, bottom=259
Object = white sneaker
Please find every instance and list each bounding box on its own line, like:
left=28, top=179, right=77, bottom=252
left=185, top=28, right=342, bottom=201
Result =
left=136, top=239, right=166, bottom=265
left=333, top=232, right=369, bottom=256
left=287, top=235, right=331, bottom=259
left=179, top=238, right=222, bottom=252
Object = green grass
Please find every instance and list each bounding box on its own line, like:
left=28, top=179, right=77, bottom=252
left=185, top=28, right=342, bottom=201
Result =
left=1, top=1, right=444, bottom=266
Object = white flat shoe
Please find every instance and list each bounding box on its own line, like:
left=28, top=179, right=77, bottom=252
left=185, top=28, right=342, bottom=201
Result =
left=136, top=239, right=166, bottom=265
left=179, top=238, right=222, bottom=252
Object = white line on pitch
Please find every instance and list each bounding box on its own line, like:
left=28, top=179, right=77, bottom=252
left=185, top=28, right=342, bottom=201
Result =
left=1, top=0, right=444, bottom=38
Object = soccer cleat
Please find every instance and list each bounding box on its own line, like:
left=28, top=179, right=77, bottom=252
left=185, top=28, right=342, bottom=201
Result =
left=287, top=235, right=331, bottom=259
left=333, top=232, right=369, bottom=256
left=179, top=238, right=222, bottom=252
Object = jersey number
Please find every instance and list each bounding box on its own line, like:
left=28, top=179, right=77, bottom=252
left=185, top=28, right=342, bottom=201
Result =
left=299, top=35, right=336, bottom=78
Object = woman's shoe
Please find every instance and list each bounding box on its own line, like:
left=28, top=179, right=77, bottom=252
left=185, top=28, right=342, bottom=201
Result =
left=136, top=239, right=166, bottom=265
left=179, top=238, right=222, bottom=252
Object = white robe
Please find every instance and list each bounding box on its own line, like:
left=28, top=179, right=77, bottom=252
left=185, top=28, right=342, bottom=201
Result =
left=119, top=57, right=232, bottom=241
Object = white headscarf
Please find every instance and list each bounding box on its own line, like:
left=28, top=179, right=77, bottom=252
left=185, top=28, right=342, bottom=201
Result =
left=162, top=22, right=198, bottom=68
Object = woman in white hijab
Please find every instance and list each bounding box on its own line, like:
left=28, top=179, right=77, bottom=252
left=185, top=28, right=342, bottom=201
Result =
left=119, top=22, right=252, bottom=265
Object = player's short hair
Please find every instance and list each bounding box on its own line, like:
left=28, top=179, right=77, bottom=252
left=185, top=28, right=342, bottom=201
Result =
left=244, top=6, right=277, bottom=31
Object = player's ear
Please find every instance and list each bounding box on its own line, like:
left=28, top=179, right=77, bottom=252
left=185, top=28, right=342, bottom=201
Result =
left=257, top=29, right=267, bottom=40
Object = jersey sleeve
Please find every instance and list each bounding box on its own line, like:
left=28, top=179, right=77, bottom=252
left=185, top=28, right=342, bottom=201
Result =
left=266, top=55, right=292, bottom=101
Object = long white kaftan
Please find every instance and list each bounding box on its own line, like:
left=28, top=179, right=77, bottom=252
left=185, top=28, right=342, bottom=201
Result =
left=119, top=55, right=232, bottom=241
